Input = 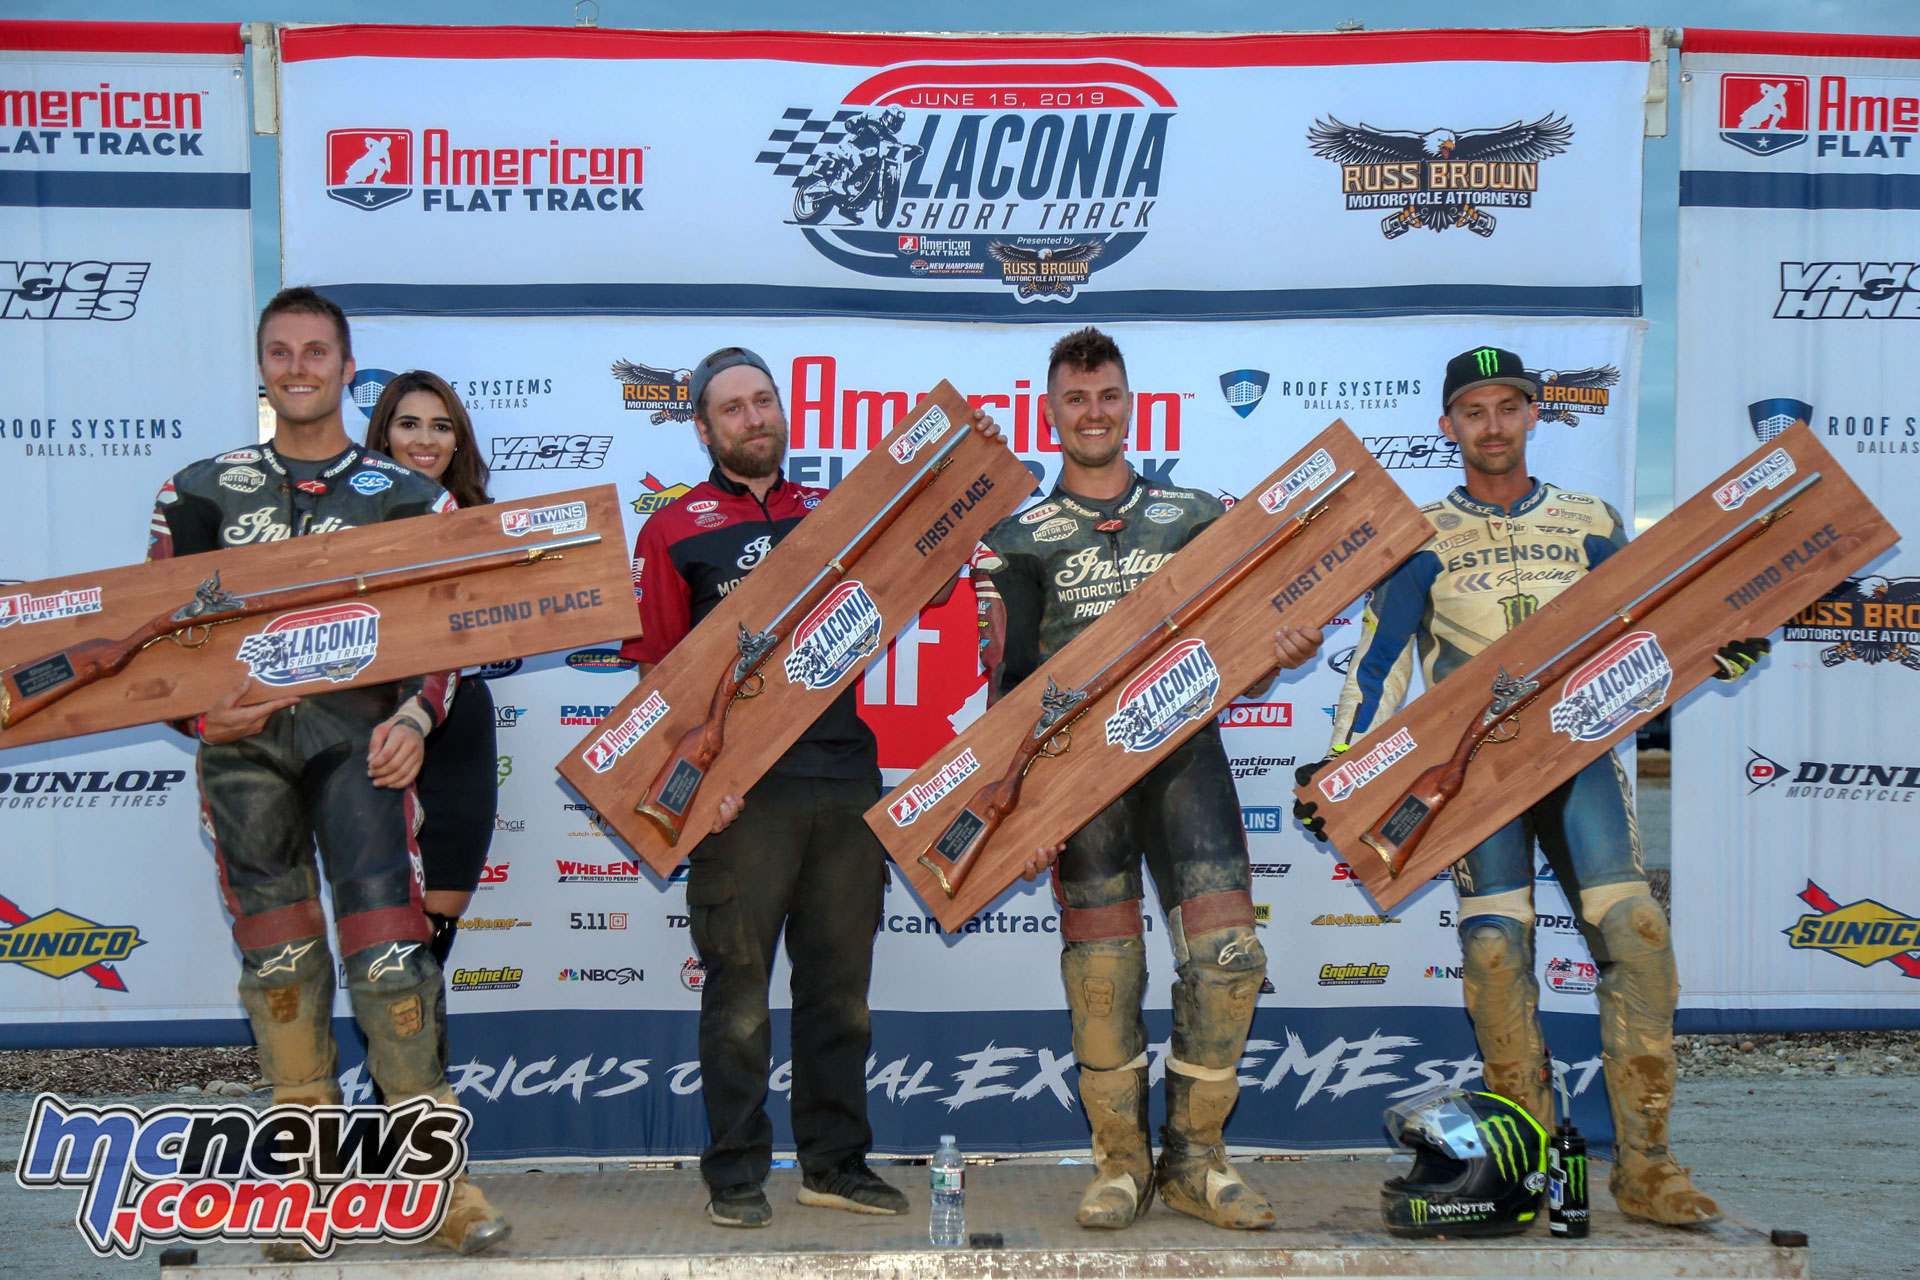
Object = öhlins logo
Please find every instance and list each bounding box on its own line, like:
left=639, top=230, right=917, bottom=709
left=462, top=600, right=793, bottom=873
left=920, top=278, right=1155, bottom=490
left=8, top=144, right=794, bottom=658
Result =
left=1307, top=113, right=1573, bottom=238
left=1, top=262, right=147, bottom=321
left=1785, top=881, right=1920, bottom=978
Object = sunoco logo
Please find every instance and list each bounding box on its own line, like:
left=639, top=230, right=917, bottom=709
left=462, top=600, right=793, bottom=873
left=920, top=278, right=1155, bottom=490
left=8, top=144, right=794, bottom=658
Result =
left=583, top=692, right=670, bottom=774
left=783, top=581, right=883, bottom=690
left=1530, top=365, right=1618, bottom=426
left=236, top=603, right=381, bottom=688
left=610, top=360, right=694, bottom=424
left=631, top=473, right=693, bottom=515
left=1784, top=576, right=1920, bottom=671
left=889, top=748, right=979, bottom=826
left=0, top=892, right=142, bottom=990
left=1306, top=113, right=1572, bottom=238
left=0, top=585, right=102, bottom=627
left=1713, top=446, right=1795, bottom=511
left=753, top=61, right=1174, bottom=301
left=1103, top=637, right=1221, bottom=754
left=1257, top=448, right=1336, bottom=515
left=1549, top=630, right=1671, bottom=742
left=1786, top=881, right=1920, bottom=978
left=1319, top=728, right=1417, bottom=803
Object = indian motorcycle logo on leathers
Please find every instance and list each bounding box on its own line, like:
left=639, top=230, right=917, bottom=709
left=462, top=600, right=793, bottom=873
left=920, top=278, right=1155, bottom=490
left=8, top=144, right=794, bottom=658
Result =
left=1103, top=637, right=1221, bottom=753
left=236, top=603, right=381, bottom=687
left=783, top=581, right=884, bottom=690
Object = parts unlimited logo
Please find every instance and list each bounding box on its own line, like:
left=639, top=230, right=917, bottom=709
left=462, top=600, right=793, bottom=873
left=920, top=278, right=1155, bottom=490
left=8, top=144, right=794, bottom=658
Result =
left=1721, top=73, right=1920, bottom=161
left=0, top=893, right=142, bottom=990
left=0, top=261, right=148, bottom=321
left=325, top=126, right=646, bottom=214
left=753, top=60, right=1174, bottom=301
left=1783, top=576, right=1920, bottom=671
left=1786, top=881, right=1920, bottom=978
left=1306, top=113, right=1573, bottom=238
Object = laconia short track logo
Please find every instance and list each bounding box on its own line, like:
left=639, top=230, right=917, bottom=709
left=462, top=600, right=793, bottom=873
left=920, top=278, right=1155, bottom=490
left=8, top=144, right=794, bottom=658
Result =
left=1103, top=637, right=1221, bottom=754
left=784, top=581, right=884, bottom=689
left=1306, top=113, right=1573, bottom=238
left=752, top=60, right=1175, bottom=301
left=1548, top=630, right=1671, bottom=742
left=236, top=603, right=382, bottom=687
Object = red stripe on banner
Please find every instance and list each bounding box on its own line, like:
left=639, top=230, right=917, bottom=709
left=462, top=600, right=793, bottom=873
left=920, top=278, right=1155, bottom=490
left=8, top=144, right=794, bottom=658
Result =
left=1684, top=28, right=1920, bottom=61
left=0, top=21, right=242, bottom=54
left=280, top=25, right=1649, bottom=68
left=845, top=61, right=1169, bottom=107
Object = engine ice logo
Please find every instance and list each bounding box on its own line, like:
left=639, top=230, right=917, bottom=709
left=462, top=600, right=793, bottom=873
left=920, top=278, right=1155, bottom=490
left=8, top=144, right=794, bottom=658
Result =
left=1548, top=630, right=1671, bottom=742
left=1, top=261, right=148, bottom=321
left=1318, top=728, right=1417, bottom=802
left=1307, top=113, right=1573, bottom=238
left=582, top=692, right=670, bottom=774
left=236, top=603, right=381, bottom=688
left=889, top=404, right=954, bottom=463
left=1718, top=74, right=1809, bottom=156
left=0, top=585, right=102, bottom=627
left=783, top=581, right=884, bottom=690
left=888, top=748, right=979, bottom=826
left=499, top=501, right=588, bottom=538
left=326, top=128, right=413, bottom=210
left=1219, top=369, right=1270, bottom=419
left=1103, top=637, right=1221, bottom=754
left=752, top=61, right=1175, bottom=302
left=1713, top=446, right=1796, bottom=511
left=1786, top=880, right=1920, bottom=978
left=1257, top=448, right=1336, bottom=515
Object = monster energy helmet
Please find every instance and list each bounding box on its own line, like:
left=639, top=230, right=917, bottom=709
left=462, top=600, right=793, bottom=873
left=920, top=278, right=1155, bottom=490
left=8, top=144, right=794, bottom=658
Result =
left=1379, top=1088, right=1549, bottom=1238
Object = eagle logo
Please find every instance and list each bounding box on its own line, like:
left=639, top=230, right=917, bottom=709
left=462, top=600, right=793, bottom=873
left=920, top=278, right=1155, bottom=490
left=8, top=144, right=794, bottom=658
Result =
left=1796, top=577, right=1920, bottom=672
left=986, top=239, right=1105, bottom=300
left=1306, top=114, right=1574, bottom=238
left=1528, top=364, right=1620, bottom=425
left=610, top=359, right=696, bottom=425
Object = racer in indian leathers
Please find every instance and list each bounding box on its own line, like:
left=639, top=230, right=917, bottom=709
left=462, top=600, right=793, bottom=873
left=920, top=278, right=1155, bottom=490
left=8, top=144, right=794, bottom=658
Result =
left=973, top=327, right=1322, bottom=1232
left=1295, top=346, right=1770, bottom=1230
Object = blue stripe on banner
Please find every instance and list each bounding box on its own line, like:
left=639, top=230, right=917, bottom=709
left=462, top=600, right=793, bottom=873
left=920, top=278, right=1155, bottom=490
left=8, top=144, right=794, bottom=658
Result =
left=318, top=282, right=1644, bottom=322
left=1679, top=169, right=1920, bottom=211
left=0, top=170, right=251, bottom=209
left=1678, top=1006, right=1920, bottom=1035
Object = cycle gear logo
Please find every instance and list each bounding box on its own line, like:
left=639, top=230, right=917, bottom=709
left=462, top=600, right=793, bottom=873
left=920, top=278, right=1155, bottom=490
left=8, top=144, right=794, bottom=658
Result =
left=1529, top=365, right=1619, bottom=426
left=1549, top=630, right=1671, bottom=742
left=1103, top=637, right=1221, bottom=753
left=1784, top=576, right=1920, bottom=671
left=1219, top=370, right=1270, bottom=419
left=236, top=603, right=382, bottom=688
left=326, top=128, right=413, bottom=210
left=1306, top=113, right=1573, bottom=238
left=752, top=61, right=1175, bottom=301
left=610, top=360, right=694, bottom=424
left=783, top=581, right=884, bottom=690
left=1786, top=881, right=1920, bottom=978
left=1718, top=74, right=1808, bottom=156
left=0, top=893, right=142, bottom=990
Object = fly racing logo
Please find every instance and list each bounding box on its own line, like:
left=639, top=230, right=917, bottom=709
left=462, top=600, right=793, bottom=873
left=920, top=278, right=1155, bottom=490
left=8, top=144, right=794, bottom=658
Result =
left=255, top=940, right=318, bottom=979
left=365, top=942, right=418, bottom=982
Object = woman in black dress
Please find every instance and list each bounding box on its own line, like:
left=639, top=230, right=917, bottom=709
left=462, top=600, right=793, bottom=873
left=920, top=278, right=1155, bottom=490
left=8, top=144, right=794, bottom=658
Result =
left=365, top=370, right=497, bottom=969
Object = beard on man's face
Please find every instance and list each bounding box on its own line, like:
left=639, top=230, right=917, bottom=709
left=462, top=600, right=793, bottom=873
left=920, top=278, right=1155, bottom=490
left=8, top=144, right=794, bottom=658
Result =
left=714, top=428, right=786, bottom=480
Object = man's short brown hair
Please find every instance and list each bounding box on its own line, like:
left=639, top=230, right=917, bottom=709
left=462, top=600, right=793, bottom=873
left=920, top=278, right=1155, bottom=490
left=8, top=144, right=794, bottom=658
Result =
left=256, top=286, right=352, bottom=362
left=1047, top=327, right=1127, bottom=388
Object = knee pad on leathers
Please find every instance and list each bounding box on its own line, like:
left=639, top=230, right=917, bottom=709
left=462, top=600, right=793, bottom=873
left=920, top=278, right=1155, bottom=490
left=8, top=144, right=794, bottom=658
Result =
left=342, top=938, right=446, bottom=1101
left=1459, top=914, right=1549, bottom=1129
left=1170, top=923, right=1266, bottom=1074
left=1061, top=938, right=1148, bottom=1072
left=238, top=932, right=339, bottom=1105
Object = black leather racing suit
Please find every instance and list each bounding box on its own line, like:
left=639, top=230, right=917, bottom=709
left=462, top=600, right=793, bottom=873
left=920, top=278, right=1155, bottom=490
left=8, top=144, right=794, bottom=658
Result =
left=148, top=442, right=458, bottom=1105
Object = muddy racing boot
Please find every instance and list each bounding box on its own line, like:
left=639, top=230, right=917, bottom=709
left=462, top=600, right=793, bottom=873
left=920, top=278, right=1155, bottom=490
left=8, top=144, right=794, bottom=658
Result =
left=1075, top=1060, right=1154, bottom=1229
left=1155, top=1069, right=1274, bottom=1230
left=1460, top=914, right=1553, bottom=1131
left=432, top=1174, right=512, bottom=1254
left=1595, top=895, right=1720, bottom=1227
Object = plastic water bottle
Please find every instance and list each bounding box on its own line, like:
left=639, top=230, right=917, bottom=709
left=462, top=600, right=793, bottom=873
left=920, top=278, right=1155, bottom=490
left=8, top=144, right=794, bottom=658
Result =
left=930, top=1134, right=965, bottom=1247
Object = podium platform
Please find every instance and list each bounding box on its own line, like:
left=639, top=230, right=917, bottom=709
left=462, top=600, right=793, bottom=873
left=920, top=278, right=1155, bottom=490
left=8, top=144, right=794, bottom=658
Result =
left=166, top=1159, right=1808, bottom=1279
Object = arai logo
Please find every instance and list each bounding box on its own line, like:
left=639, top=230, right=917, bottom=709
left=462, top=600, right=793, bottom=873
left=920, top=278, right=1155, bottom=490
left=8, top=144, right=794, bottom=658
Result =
left=783, top=581, right=884, bottom=690
left=236, top=603, right=381, bottom=688
left=1548, top=631, right=1672, bottom=742
left=1103, top=637, right=1221, bottom=754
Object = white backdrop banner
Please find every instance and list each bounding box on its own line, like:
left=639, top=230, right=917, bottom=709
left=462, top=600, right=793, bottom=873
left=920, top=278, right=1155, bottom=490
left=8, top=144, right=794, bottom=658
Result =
left=0, top=21, right=255, bottom=1040
left=1674, top=29, right=1920, bottom=1031
left=277, top=25, right=1649, bottom=321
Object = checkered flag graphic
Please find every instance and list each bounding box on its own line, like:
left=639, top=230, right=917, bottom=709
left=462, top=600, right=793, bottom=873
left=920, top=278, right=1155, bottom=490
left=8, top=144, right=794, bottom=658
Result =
left=754, top=108, right=861, bottom=180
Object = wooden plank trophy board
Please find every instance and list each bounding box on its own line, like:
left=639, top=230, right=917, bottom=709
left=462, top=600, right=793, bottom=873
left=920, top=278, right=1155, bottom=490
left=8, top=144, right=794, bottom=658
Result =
left=1299, top=424, right=1901, bottom=912
left=557, top=382, right=1030, bottom=875
left=867, top=422, right=1431, bottom=932
left=0, top=486, right=634, bottom=748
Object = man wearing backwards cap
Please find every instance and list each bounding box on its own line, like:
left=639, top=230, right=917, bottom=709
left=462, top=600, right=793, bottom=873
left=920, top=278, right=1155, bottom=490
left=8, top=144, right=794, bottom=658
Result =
left=620, top=347, right=1023, bottom=1228
left=1295, top=345, right=1769, bottom=1228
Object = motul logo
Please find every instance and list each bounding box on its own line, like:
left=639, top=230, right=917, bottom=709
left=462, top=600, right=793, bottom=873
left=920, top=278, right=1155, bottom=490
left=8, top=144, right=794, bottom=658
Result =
left=1217, top=702, right=1291, bottom=728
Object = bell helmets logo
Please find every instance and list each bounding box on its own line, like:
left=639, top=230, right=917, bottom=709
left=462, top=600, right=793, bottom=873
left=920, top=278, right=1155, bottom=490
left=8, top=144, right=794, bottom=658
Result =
left=1548, top=630, right=1671, bottom=742
left=0, top=892, right=142, bottom=990
left=327, top=129, right=413, bottom=210
left=1786, top=880, right=1920, bottom=978
left=783, top=581, right=884, bottom=690
left=1306, top=112, right=1573, bottom=238
left=1103, top=637, right=1221, bottom=753
left=1719, top=75, right=1810, bottom=156
left=236, top=603, right=381, bottom=688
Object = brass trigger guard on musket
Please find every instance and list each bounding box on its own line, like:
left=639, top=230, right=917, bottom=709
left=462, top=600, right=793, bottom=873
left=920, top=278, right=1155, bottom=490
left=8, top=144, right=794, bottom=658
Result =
left=735, top=671, right=766, bottom=700
left=1034, top=728, right=1071, bottom=761
left=1485, top=715, right=1521, bottom=745
left=169, top=625, right=215, bottom=649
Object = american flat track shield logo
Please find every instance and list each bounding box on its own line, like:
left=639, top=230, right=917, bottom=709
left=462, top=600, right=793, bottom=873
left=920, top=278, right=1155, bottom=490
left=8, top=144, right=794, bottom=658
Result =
left=1719, top=74, right=1809, bottom=156
left=1307, top=113, right=1572, bottom=238
left=1786, top=880, right=1920, bottom=978
left=0, top=892, right=142, bottom=989
left=784, top=581, right=884, bottom=690
left=237, top=603, right=382, bottom=688
left=583, top=692, right=670, bottom=773
left=753, top=61, right=1174, bottom=301
left=1548, top=630, right=1672, bottom=742
left=1219, top=370, right=1270, bottom=419
left=326, top=129, right=412, bottom=210
left=1103, top=637, right=1221, bottom=753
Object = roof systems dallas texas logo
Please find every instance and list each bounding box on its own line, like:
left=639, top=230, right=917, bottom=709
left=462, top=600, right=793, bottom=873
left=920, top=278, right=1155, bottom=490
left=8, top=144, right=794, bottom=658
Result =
left=1306, top=113, right=1573, bottom=238
left=752, top=60, right=1174, bottom=301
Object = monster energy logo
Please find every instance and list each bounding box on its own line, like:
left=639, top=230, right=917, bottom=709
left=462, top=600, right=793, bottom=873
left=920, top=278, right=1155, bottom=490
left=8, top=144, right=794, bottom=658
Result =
left=1475, top=348, right=1499, bottom=377
left=1563, top=1151, right=1586, bottom=1202
left=1500, top=592, right=1539, bottom=630
left=1409, top=1198, right=1428, bottom=1226
left=1478, top=1113, right=1531, bottom=1181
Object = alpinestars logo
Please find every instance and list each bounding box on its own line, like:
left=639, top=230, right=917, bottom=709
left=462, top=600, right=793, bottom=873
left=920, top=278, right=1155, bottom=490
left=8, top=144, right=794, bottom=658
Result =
left=327, top=129, right=413, bottom=210
left=1719, top=75, right=1809, bottom=156
left=1, top=261, right=148, bottom=321
left=1104, top=638, right=1222, bottom=754
left=1784, top=576, right=1920, bottom=670
left=752, top=61, right=1174, bottom=301
left=1786, top=881, right=1920, bottom=978
left=1529, top=366, right=1618, bottom=425
left=610, top=360, right=694, bottom=423
left=1777, top=263, right=1920, bottom=320
left=1306, top=114, right=1573, bottom=238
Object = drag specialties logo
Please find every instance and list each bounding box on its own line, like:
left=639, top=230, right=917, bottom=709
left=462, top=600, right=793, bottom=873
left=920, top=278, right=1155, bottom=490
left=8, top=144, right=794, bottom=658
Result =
left=493, top=704, right=527, bottom=729
left=583, top=692, right=670, bottom=773
left=489, top=435, right=612, bottom=470
left=1103, top=637, right=1221, bottom=753
left=1748, top=398, right=1811, bottom=444
left=1319, top=728, right=1417, bottom=803
left=1786, top=881, right=1920, bottom=978
left=1, top=261, right=148, bottom=321
left=1217, top=701, right=1291, bottom=729
left=1318, top=961, right=1390, bottom=986
left=1368, top=435, right=1458, bottom=470
left=1257, top=448, right=1336, bottom=515
left=609, top=360, right=694, bottom=423
left=1545, top=956, right=1597, bottom=995
left=1719, top=74, right=1809, bottom=156
left=1745, top=747, right=1920, bottom=802
left=784, top=581, right=884, bottom=690
left=558, top=966, right=643, bottom=984
left=753, top=61, right=1175, bottom=300
left=1784, top=576, right=1920, bottom=670
left=0, top=893, right=142, bottom=989
left=631, top=473, right=693, bottom=515
left=1219, top=370, right=1269, bottom=419
left=1548, top=630, right=1671, bottom=742
left=325, top=125, right=645, bottom=214
left=450, top=965, right=523, bottom=991
left=1777, top=263, right=1920, bottom=320
left=889, top=748, right=980, bottom=826
left=500, top=501, right=588, bottom=538
left=889, top=404, right=954, bottom=464
left=1307, top=113, right=1573, bottom=238
left=1529, top=365, right=1619, bottom=425
left=236, top=603, right=381, bottom=688
left=0, top=585, right=102, bottom=627
left=1713, top=446, right=1795, bottom=511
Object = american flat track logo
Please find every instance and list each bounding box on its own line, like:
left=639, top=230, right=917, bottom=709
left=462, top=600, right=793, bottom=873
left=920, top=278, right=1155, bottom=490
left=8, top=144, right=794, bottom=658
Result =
left=236, top=603, right=382, bottom=688
left=1548, top=630, right=1671, bottom=742
left=752, top=60, right=1175, bottom=301
left=1318, top=728, right=1416, bottom=802
left=1102, top=637, right=1221, bottom=753
left=583, top=692, right=670, bottom=773
left=1718, top=74, right=1810, bottom=156
left=0, top=585, right=102, bottom=627
left=0, top=893, right=142, bottom=990
left=1786, top=880, right=1920, bottom=978
left=783, top=581, right=884, bottom=690
left=326, top=129, right=412, bottom=210
left=1306, top=113, right=1573, bottom=238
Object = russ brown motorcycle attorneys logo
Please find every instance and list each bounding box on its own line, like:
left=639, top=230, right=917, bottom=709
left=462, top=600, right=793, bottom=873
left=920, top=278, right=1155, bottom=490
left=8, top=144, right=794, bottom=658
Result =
left=1306, top=113, right=1573, bottom=238
left=610, top=360, right=695, bottom=424
left=1784, top=576, right=1920, bottom=671
left=1529, top=365, right=1619, bottom=426
left=753, top=60, right=1175, bottom=300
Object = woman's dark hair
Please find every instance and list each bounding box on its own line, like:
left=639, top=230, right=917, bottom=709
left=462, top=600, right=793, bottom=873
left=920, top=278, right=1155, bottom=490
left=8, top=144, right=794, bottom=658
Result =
left=364, top=370, right=491, bottom=509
